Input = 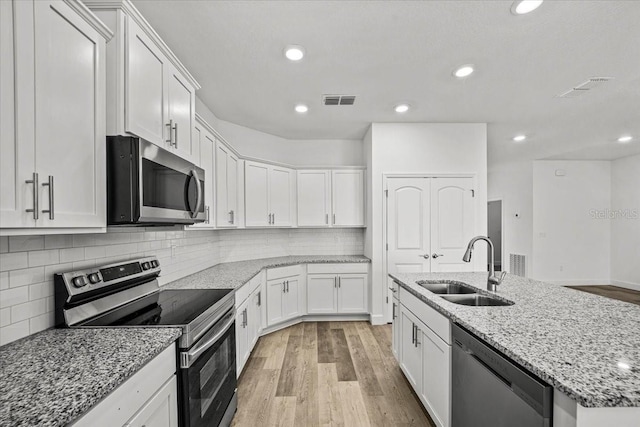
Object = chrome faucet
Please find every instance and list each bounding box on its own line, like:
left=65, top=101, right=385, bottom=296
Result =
left=462, top=236, right=507, bottom=292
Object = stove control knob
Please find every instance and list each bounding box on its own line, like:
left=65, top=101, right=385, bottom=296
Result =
left=142, top=262, right=151, bottom=271
left=87, top=273, right=101, bottom=284
left=151, top=260, right=159, bottom=268
left=72, top=276, right=88, bottom=288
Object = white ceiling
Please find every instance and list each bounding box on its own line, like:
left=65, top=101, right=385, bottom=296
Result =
left=133, top=0, right=640, bottom=167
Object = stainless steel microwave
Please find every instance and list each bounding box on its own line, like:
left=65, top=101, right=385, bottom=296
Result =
left=107, top=136, right=205, bottom=225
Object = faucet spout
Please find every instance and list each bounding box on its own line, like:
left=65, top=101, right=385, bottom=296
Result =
left=462, top=236, right=505, bottom=292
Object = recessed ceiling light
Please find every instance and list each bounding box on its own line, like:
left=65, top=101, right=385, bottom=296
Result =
left=511, top=1, right=544, bottom=15
left=513, top=135, right=527, bottom=142
left=394, top=104, right=410, bottom=113
left=617, top=361, right=631, bottom=371
left=617, top=135, right=633, bottom=143
left=294, top=104, right=308, bottom=113
left=284, top=45, right=305, bottom=61
left=453, top=65, right=474, bottom=78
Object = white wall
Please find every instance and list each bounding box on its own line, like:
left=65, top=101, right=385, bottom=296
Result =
left=610, top=154, right=640, bottom=288
left=488, top=161, right=534, bottom=275
left=365, top=123, right=488, bottom=324
left=532, top=160, right=611, bottom=284
left=196, top=97, right=363, bottom=166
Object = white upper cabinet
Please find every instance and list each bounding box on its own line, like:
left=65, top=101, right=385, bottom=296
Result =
left=332, top=170, right=365, bottom=226
left=1, top=0, right=111, bottom=233
left=297, top=170, right=331, bottom=227
left=86, top=0, right=200, bottom=161
left=245, top=161, right=295, bottom=227
left=216, top=141, right=239, bottom=228
left=188, top=121, right=214, bottom=229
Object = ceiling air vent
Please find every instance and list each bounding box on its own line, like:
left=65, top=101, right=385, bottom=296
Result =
left=556, top=77, right=614, bottom=98
left=323, top=95, right=356, bottom=106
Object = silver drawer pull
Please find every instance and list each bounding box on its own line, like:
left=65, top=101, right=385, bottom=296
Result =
left=166, top=119, right=174, bottom=144
left=25, top=172, right=39, bottom=220
left=42, top=175, right=54, bottom=220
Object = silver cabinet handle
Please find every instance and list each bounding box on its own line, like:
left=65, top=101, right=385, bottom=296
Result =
left=173, top=122, right=178, bottom=148
left=334, top=277, right=337, bottom=288
left=419, top=254, right=430, bottom=259
left=415, top=327, right=420, bottom=347
left=257, top=291, right=261, bottom=306
left=272, top=213, right=275, bottom=225
left=205, top=206, right=210, bottom=223
left=333, top=213, right=336, bottom=224
left=286, top=280, right=289, bottom=293
left=42, top=175, right=54, bottom=220
left=268, top=213, right=272, bottom=224
left=411, top=323, right=416, bottom=344
left=432, top=254, right=444, bottom=259
left=282, top=281, right=286, bottom=293
left=243, top=308, right=247, bottom=328
left=392, top=302, right=397, bottom=320
left=338, top=276, right=341, bottom=288
left=389, top=287, right=397, bottom=293
left=25, top=172, right=39, bottom=220
left=229, top=210, right=234, bottom=224
left=166, top=119, right=174, bottom=145
left=325, top=213, right=328, bottom=225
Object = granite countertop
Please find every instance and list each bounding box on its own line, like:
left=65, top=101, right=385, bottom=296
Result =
left=164, top=255, right=371, bottom=291
left=390, top=272, right=640, bottom=408
left=0, top=327, right=182, bottom=427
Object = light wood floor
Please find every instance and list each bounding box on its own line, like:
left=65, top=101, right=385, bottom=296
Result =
left=231, top=321, right=435, bottom=427
left=567, top=285, right=640, bottom=306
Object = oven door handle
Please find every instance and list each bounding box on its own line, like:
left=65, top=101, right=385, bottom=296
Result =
left=188, top=169, right=203, bottom=219
left=180, top=311, right=234, bottom=368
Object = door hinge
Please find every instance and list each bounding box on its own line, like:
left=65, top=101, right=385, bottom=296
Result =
left=471, top=189, right=475, bottom=197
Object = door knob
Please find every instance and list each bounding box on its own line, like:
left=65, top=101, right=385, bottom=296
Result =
left=418, top=254, right=430, bottom=259
left=432, top=253, right=444, bottom=258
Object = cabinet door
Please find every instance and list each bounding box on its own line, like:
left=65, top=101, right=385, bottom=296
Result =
left=167, top=67, right=196, bottom=161
left=266, top=278, right=285, bottom=326
left=245, top=161, right=270, bottom=227
left=297, top=170, right=331, bottom=227
left=307, top=274, right=337, bottom=314
left=125, top=17, right=166, bottom=145
left=227, top=151, right=238, bottom=226
left=283, top=276, right=301, bottom=320
left=332, top=170, right=365, bottom=226
left=1, top=0, right=35, bottom=228
left=269, top=166, right=294, bottom=227
left=337, top=274, right=367, bottom=313
left=248, top=289, right=261, bottom=350
left=125, top=376, right=178, bottom=427
left=392, top=298, right=400, bottom=359
left=188, top=125, right=214, bottom=228
left=400, top=308, right=422, bottom=392
left=235, top=301, right=249, bottom=375
left=421, top=327, right=451, bottom=427
left=33, top=0, right=106, bottom=228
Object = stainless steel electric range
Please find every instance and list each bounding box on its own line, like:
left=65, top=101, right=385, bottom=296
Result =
left=54, top=256, right=237, bottom=427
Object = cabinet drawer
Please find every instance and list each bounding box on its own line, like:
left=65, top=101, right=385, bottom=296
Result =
left=400, top=287, right=451, bottom=345
left=267, top=265, right=302, bottom=280
left=307, top=263, right=368, bottom=274
left=235, top=270, right=264, bottom=306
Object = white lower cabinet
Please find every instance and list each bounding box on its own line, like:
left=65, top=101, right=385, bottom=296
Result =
left=396, top=291, right=451, bottom=427
left=235, top=298, right=250, bottom=375
left=266, top=266, right=304, bottom=326
left=235, top=273, right=265, bottom=376
left=392, top=297, right=400, bottom=359
left=72, top=344, right=178, bottom=427
left=307, top=273, right=367, bottom=314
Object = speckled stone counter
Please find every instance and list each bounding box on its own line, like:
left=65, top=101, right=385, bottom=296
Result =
left=390, top=272, right=640, bottom=408
left=164, top=255, right=371, bottom=291
left=0, top=327, right=182, bottom=427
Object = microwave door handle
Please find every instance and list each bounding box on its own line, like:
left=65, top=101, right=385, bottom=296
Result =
left=189, top=169, right=203, bottom=218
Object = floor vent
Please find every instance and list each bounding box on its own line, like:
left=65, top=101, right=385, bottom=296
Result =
left=556, top=77, right=614, bottom=98
left=510, top=254, right=527, bottom=277
left=323, top=95, right=356, bottom=106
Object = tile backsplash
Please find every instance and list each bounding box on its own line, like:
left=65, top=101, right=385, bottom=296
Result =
left=0, top=227, right=364, bottom=346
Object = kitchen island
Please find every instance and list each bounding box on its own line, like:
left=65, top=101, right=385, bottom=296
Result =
left=390, top=272, right=640, bottom=427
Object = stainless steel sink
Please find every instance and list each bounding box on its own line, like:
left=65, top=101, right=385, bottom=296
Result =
left=441, top=294, right=514, bottom=306
left=419, top=282, right=477, bottom=295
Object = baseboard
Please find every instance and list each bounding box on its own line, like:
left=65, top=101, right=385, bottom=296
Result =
left=260, top=313, right=370, bottom=336
left=611, top=280, right=640, bottom=292
left=369, top=314, right=386, bottom=326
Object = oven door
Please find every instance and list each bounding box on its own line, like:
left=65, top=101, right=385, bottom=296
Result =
left=179, top=308, right=236, bottom=427
left=138, top=139, right=205, bottom=224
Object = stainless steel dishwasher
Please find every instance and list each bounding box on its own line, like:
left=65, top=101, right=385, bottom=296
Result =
left=452, top=324, right=553, bottom=427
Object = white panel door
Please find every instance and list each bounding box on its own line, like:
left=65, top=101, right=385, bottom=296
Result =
left=430, top=178, right=475, bottom=272
left=307, top=274, right=337, bottom=314
left=266, top=278, right=285, bottom=326
left=33, top=0, right=106, bottom=228
left=337, top=274, right=367, bottom=313
left=283, top=276, right=301, bottom=320
left=0, top=0, right=35, bottom=228
left=400, top=308, right=422, bottom=391
left=245, top=161, right=270, bottom=227
left=125, top=17, right=166, bottom=145
left=297, top=170, right=331, bottom=226
left=270, top=166, right=294, bottom=227
left=167, top=68, right=195, bottom=161
left=332, top=170, right=364, bottom=226
left=421, top=327, right=451, bottom=427
left=125, top=376, right=178, bottom=427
